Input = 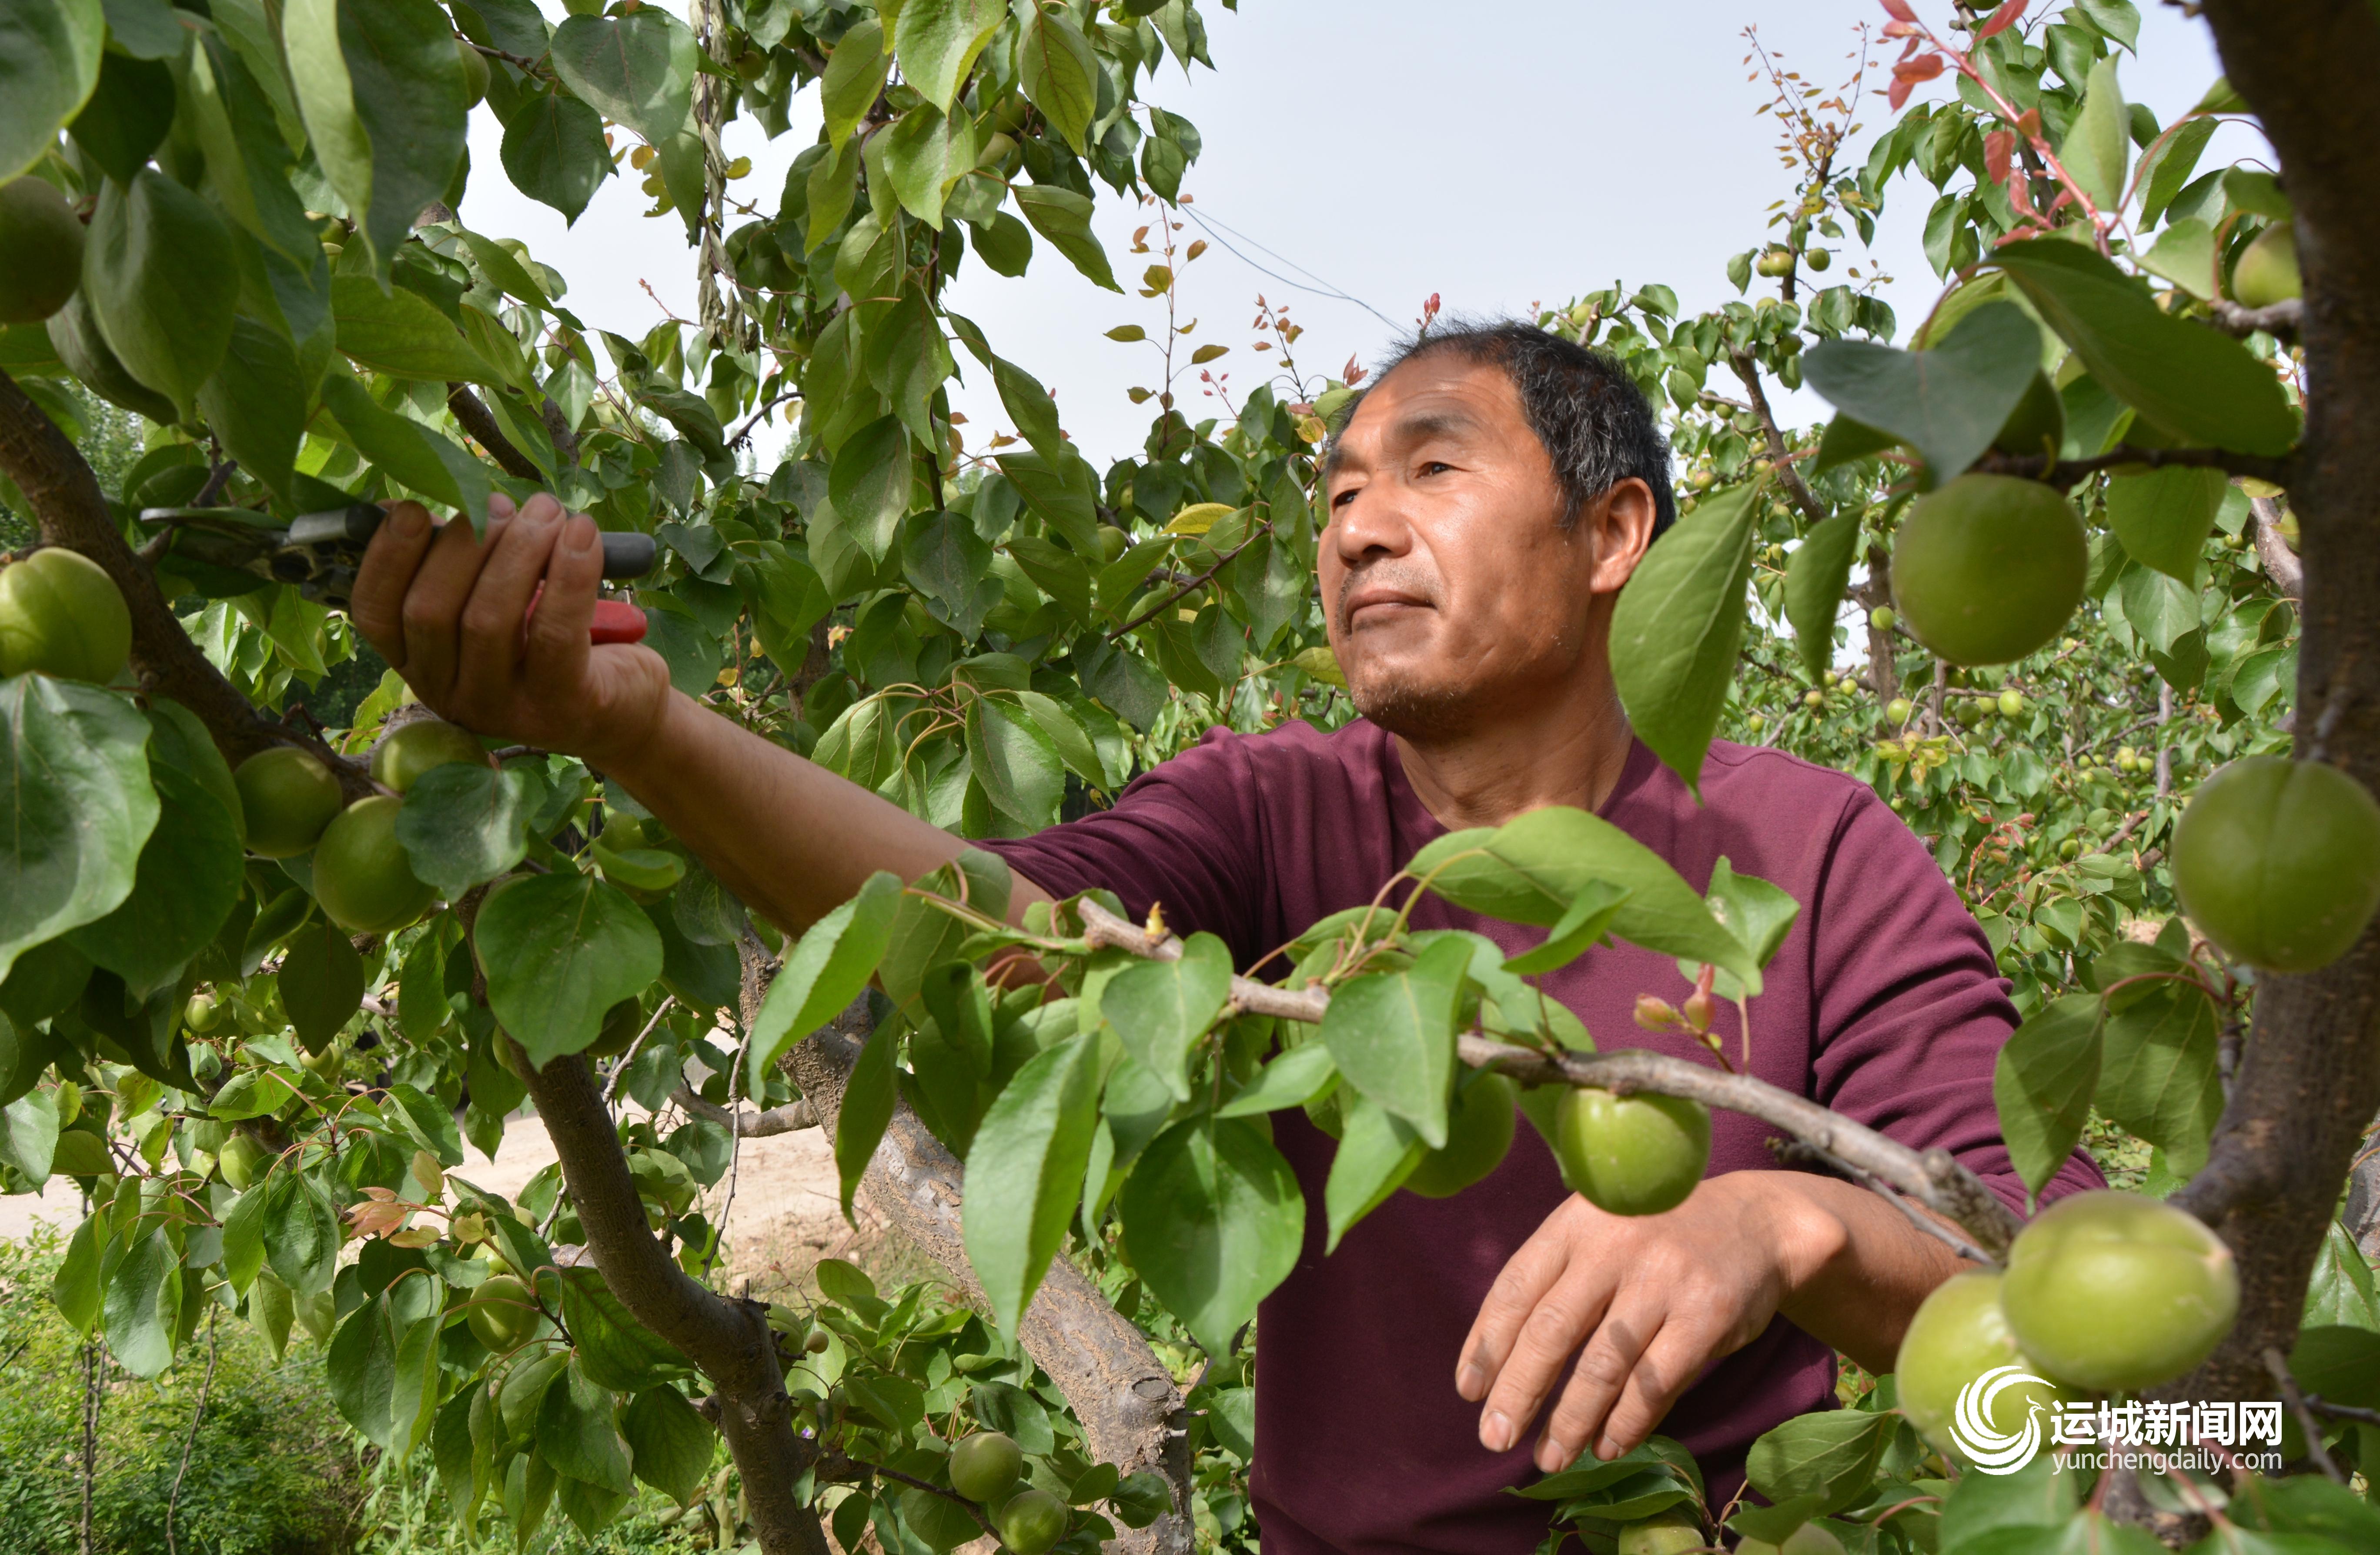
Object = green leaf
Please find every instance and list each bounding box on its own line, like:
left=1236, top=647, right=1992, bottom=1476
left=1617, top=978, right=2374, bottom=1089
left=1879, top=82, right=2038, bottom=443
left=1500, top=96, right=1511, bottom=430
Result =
left=1992, top=237, right=2297, bottom=456
left=103, top=1225, right=181, bottom=1378
left=1016, top=691, right=1104, bottom=785
left=64, top=762, right=241, bottom=996
left=475, top=873, right=665, bottom=1069
left=997, top=450, right=1102, bottom=557
left=211, top=1069, right=296, bottom=1124
left=2137, top=217, right=2218, bottom=302
left=1319, top=935, right=1468, bottom=1148
left=1505, top=881, right=1631, bottom=976
left=550, top=9, right=696, bottom=144
left=1101, top=932, right=1232, bottom=1103
left=71, top=48, right=174, bottom=191
left=283, top=0, right=468, bottom=276
left=2302, top=1220, right=2380, bottom=1332
left=990, top=354, right=1067, bottom=465
left=1802, top=302, right=2041, bottom=483
left=1608, top=479, right=1761, bottom=797
left=819, top=19, right=886, bottom=150
left=536, top=1358, right=633, bottom=1495
left=1215, top=1043, right=1337, bottom=1118
left=966, top=697, right=1064, bottom=828
left=0, top=1084, right=59, bottom=1181
left=894, top=0, right=1003, bottom=113
left=500, top=85, right=612, bottom=223
left=0, top=0, right=104, bottom=182
left=828, top=414, right=911, bottom=562
left=2064, top=55, right=2130, bottom=211
left=2106, top=466, right=2224, bottom=584
left=321, top=373, right=492, bottom=527
left=1322, top=1090, right=1425, bottom=1252
left=262, top=1170, right=341, bottom=1297
left=882, top=105, right=955, bottom=228
left=962, top=1032, right=1104, bottom=1339
left=745, top=871, right=902, bottom=1091
left=394, top=762, right=542, bottom=897
left=2095, top=980, right=2222, bottom=1177
left=85, top=170, right=237, bottom=419
left=555, top=1268, right=679, bottom=1392
left=196, top=315, right=310, bottom=497
left=2289, top=1325, right=2380, bottom=1410
left=331, top=276, right=500, bottom=386
left=0, top=675, right=157, bottom=986
left=1120, top=1118, right=1304, bottom=1358
left=1018, top=7, right=1098, bottom=153
left=623, top=1387, right=714, bottom=1505
left=388, top=1081, right=464, bottom=1168
left=1745, top=1408, right=1894, bottom=1517
left=279, top=918, right=365, bottom=1053
left=53, top=1212, right=101, bottom=1333
left=1785, top=514, right=1860, bottom=679
left=834, top=1014, right=900, bottom=1221
left=1704, top=858, right=1800, bottom=976
left=1015, top=184, right=1120, bottom=292
left=1992, top=993, right=2104, bottom=1199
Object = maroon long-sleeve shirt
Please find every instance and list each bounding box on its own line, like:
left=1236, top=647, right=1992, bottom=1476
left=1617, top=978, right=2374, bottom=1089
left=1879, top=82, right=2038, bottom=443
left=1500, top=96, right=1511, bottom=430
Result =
left=986, top=719, right=2103, bottom=1552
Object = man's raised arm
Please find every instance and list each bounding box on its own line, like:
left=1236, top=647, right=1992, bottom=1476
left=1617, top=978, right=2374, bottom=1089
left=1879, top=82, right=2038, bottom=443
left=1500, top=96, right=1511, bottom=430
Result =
left=350, top=491, right=1052, bottom=933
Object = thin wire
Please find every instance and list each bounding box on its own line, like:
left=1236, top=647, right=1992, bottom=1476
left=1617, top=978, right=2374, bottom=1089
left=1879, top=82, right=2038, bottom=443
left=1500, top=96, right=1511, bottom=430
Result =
left=1176, top=205, right=1403, bottom=333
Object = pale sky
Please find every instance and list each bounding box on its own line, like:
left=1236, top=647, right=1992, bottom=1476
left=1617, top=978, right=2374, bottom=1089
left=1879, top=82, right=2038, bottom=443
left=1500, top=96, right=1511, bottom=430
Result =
left=458, top=2, right=2252, bottom=469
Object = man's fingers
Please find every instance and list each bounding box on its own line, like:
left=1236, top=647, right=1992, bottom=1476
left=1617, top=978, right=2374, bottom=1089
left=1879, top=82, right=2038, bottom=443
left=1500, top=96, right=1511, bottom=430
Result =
left=452, top=494, right=565, bottom=710
left=352, top=501, right=437, bottom=670
left=1532, top=1297, right=1675, bottom=1472
left=1457, top=1216, right=1574, bottom=1404
left=1472, top=1268, right=1617, bottom=1457
left=521, top=512, right=601, bottom=702
left=399, top=512, right=509, bottom=704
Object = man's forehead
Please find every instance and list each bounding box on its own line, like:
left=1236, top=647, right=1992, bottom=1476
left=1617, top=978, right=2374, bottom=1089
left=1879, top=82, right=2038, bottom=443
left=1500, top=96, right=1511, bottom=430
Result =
left=1330, top=357, right=1524, bottom=469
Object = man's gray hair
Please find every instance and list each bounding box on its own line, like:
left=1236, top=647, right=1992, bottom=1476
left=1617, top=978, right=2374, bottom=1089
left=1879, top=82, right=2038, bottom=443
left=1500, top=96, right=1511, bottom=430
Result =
left=1324, top=318, right=1677, bottom=538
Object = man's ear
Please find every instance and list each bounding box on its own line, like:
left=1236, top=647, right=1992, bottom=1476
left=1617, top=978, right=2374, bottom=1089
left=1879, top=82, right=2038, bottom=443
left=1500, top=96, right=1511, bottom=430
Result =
left=1587, top=477, right=1659, bottom=594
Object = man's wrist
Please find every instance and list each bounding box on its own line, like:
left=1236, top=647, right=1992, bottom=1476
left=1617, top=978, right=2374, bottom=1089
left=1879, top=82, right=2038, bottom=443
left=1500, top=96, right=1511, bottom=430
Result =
left=576, top=685, right=689, bottom=786
left=1715, top=1170, right=1854, bottom=1299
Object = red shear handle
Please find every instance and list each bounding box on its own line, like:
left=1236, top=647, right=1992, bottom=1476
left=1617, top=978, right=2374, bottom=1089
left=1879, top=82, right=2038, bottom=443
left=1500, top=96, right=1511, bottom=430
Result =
left=526, top=583, right=650, bottom=644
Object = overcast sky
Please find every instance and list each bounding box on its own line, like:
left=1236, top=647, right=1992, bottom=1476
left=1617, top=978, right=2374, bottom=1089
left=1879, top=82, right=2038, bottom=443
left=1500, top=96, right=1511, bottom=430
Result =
left=458, top=2, right=2253, bottom=468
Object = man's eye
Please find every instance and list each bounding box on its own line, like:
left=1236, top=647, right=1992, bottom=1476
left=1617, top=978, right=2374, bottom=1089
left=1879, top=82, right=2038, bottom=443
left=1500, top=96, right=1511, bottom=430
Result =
left=1332, top=488, right=1358, bottom=507
left=1419, top=460, right=1451, bottom=476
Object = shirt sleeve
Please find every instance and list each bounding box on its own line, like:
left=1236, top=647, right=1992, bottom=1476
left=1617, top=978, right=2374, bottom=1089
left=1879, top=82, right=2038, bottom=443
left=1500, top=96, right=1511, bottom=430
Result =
left=1803, top=785, right=2106, bottom=1214
left=979, top=726, right=1267, bottom=960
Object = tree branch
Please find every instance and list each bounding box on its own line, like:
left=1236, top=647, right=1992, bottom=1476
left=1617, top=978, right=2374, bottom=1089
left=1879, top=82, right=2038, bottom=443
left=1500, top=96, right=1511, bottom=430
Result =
left=1071, top=899, right=2027, bottom=1257
left=1106, top=531, right=1264, bottom=641
left=2251, top=495, right=2303, bottom=599
left=2210, top=297, right=2303, bottom=341
left=1972, top=442, right=2295, bottom=488
left=0, top=368, right=372, bottom=792
left=445, top=383, right=547, bottom=482
left=1728, top=349, right=1828, bottom=527
left=516, top=1050, right=828, bottom=1555
left=673, top=1086, right=818, bottom=1137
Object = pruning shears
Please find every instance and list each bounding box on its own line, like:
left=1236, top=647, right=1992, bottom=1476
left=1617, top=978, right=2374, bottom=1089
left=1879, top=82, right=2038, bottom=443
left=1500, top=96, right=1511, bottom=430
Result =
left=135, top=504, right=657, bottom=644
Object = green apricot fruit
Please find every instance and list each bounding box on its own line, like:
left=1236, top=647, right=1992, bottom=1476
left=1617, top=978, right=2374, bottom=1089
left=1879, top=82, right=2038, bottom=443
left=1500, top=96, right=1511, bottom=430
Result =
left=1755, top=249, right=1795, bottom=278
left=1555, top=1081, right=1710, bottom=1217
left=1406, top=1071, right=1518, bottom=1198
left=949, top=1430, right=1023, bottom=1503
left=1885, top=697, right=1914, bottom=726
left=1999, top=1190, right=2239, bottom=1392
left=1738, top=1525, right=1845, bottom=1555
left=994, top=1487, right=1066, bottom=1555
left=0, top=547, right=130, bottom=684
left=313, top=796, right=438, bottom=933
left=456, top=39, right=490, bottom=107
left=234, top=747, right=344, bottom=858
left=217, top=1131, right=269, bottom=1190
left=370, top=717, right=487, bottom=793
left=0, top=177, right=85, bottom=324
left=469, top=1273, right=538, bottom=1352
left=1989, top=371, right=2067, bottom=460
left=2171, top=756, right=2380, bottom=974
left=1894, top=1270, right=2071, bottom=1457
left=2230, top=222, right=2300, bottom=310
left=1891, top=474, right=2087, bottom=667
left=582, top=998, right=646, bottom=1059
left=1803, top=689, right=1824, bottom=709
left=183, top=991, right=221, bottom=1033
left=1097, top=526, right=1131, bottom=563
left=1804, top=248, right=1831, bottom=272
left=1870, top=605, right=1897, bottom=632
left=1998, top=690, right=2026, bottom=718
left=1615, top=1509, right=1707, bottom=1555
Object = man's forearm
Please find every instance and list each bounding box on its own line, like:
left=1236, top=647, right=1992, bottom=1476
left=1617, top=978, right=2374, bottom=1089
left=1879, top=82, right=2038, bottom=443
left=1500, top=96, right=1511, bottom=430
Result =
left=1768, top=1172, right=1968, bottom=1375
left=593, top=690, right=1052, bottom=935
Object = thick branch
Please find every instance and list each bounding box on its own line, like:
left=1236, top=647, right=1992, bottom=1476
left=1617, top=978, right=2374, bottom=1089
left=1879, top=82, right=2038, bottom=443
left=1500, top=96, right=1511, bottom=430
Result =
left=517, top=1052, right=827, bottom=1555
left=674, top=1086, right=818, bottom=1137
left=2250, top=495, right=2303, bottom=599
left=1072, top=899, right=2026, bottom=1257
left=445, top=383, right=546, bottom=482
left=1972, top=442, right=2295, bottom=489
left=0, top=369, right=371, bottom=791
left=2210, top=297, right=2303, bottom=341
left=752, top=954, right=1193, bottom=1555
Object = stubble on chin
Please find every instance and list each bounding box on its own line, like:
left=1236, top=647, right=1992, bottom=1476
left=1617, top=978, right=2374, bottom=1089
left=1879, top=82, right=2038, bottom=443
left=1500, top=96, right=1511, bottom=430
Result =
left=1347, top=658, right=1477, bottom=741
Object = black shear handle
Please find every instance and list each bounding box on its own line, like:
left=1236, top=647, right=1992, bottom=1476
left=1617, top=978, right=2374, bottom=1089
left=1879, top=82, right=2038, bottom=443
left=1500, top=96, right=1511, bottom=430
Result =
left=287, top=504, right=659, bottom=580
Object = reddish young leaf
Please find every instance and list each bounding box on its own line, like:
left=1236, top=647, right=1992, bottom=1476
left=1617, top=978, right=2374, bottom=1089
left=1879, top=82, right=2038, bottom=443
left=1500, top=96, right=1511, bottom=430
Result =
left=1978, top=0, right=2029, bottom=39
left=1986, top=130, right=2016, bottom=186
left=1879, top=0, right=1918, bottom=20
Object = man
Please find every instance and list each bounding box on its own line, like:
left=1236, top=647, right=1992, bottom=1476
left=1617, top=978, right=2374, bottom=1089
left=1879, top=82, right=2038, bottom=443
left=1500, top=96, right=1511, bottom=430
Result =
left=355, top=320, right=2101, bottom=1551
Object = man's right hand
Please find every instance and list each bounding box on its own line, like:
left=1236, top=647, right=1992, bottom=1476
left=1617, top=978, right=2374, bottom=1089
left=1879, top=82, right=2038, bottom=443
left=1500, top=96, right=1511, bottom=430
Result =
left=351, top=491, right=674, bottom=769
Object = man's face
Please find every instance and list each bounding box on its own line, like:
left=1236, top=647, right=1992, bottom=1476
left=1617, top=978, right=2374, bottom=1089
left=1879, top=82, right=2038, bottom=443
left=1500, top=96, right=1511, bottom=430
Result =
left=1318, top=356, right=1650, bottom=738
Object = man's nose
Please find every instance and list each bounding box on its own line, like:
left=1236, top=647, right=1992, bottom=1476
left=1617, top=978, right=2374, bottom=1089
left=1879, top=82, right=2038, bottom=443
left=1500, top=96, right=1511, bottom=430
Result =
left=1327, top=484, right=1416, bottom=564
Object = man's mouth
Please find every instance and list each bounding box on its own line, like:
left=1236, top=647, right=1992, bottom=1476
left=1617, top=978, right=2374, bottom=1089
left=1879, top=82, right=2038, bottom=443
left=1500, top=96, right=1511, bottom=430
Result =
left=1340, top=582, right=1433, bottom=630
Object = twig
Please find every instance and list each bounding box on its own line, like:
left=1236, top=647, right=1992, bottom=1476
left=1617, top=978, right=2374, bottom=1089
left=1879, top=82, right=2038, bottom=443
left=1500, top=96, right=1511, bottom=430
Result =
left=445, top=384, right=546, bottom=482
left=2265, top=1346, right=2347, bottom=1484
left=2209, top=297, right=2302, bottom=341
left=1070, top=898, right=2026, bottom=1256
left=165, top=1307, right=221, bottom=1555
left=727, top=392, right=797, bottom=450
left=1973, top=442, right=2293, bottom=489
left=2303, top=1393, right=2380, bottom=1428
left=460, top=37, right=546, bottom=74
left=1106, top=531, right=1264, bottom=641
left=1729, top=350, right=1827, bottom=526
left=599, top=994, right=676, bottom=1108
left=817, top=1452, right=997, bottom=1535
left=1768, top=1137, right=1994, bottom=1265
left=700, top=1021, right=752, bottom=1283
left=193, top=459, right=237, bottom=507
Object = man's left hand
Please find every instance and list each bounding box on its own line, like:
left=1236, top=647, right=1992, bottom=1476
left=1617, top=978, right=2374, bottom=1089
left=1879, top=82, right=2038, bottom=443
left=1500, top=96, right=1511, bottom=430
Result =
left=1455, top=1171, right=1857, bottom=1472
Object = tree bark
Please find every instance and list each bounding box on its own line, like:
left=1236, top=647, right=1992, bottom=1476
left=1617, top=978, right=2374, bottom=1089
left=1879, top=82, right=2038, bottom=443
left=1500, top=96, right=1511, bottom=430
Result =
left=754, top=954, right=1195, bottom=1555
left=0, top=369, right=371, bottom=792
left=2168, top=0, right=2380, bottom=1408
